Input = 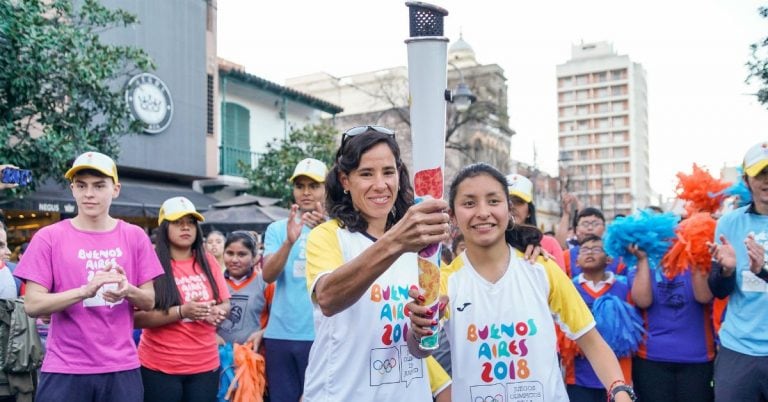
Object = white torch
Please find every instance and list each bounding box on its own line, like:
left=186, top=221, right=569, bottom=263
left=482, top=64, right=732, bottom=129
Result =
left=405, top=1, right=448, bottom=351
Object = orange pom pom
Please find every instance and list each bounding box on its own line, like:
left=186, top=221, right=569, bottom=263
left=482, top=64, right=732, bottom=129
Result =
left=675, top=164, right=730, bottom=215
left=662, top=212, right=717, bottom=279
left=227, top=342, right=267, bottom=402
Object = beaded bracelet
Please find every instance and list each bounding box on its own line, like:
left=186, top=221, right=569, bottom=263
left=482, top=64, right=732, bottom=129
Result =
left=607, top=379, right=625, bottom=399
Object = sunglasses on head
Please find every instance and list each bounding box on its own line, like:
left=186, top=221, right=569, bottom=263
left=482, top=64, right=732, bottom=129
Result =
left=341, top=125, right=395, bottom=146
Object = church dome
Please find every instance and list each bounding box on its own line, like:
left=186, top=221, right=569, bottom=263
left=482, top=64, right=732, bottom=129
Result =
left=448, top=33, right=477, bottom=66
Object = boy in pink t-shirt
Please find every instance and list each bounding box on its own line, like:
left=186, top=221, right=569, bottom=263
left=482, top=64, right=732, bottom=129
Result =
left=14, top=152, right=163, bottom=402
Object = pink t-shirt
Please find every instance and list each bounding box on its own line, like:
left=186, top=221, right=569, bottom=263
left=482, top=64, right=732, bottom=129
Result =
left=14, top=219, right=163, bottom=374
left=541, top=234, right=566, bottom=271
left=138, top=253, right=230, bottom=374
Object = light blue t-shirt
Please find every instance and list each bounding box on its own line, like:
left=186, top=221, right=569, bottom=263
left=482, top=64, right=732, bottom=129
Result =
left=263, top=218, right=315, bottom=341
left=716, top=205, right=768, bottom=356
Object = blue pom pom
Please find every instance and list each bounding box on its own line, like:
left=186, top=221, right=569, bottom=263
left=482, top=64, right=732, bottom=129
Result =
left=218, top=343, right=235, bottom=402
left=603, top=209, right=679, bottom=268
left=592, top=294, right=645, bottom=357
left=715, top=167, right=752, bottom=208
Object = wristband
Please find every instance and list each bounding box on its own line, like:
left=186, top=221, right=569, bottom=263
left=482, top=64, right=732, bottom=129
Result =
left=609, top=384, right=637, bottom=402
left=756, top=263, right=768, bottom=280
left=607, top=379, right=625, bottom=396
left=177, top=305, right=183, bottom=320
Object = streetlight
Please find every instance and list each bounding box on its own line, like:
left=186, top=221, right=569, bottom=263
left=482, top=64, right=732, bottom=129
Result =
left=444, top=61, right=476, bottom=112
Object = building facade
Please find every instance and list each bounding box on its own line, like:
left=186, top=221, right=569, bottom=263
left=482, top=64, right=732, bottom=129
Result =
left=195, top=59, right=343, bottom=197
left=556, top=42, right=650, bottom=219
left=286, top=35, right=514, bottom=188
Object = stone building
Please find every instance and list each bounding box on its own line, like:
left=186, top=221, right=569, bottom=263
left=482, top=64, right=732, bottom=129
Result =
left=286, top=35, right=514, bottom=187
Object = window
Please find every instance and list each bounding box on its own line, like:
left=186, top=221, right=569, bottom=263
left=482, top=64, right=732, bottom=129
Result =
left=560, top=106, right=574, bottom=117
left=595, top=87, right=609, bottom=98
left=576, top=74, right=589, bottom=85
left=221, top=102, right=251, bottom=175
left=597, top=118, right=610, bottom=129
left=559, top=77, right=573, bottom=88
left=578, top=136, right=590, bottom=145
left=598, top=148, right=609, bottom=159
left=597, top=133, right=611, bottom=143
left=611, top=69, right=625, bottom=81
left=206, top=0, right=215, bottom=32
left=612, top=101, right=625, bottom=112
left=577, top=120, right=589, bottom=130
left=594, top=72, right=607, bottom=82
left=596, top=103, right=610, bottom=113
left=207, top=75, right=214, bottom=135
left=611, top=85, right=625, bottom=96
left=614, top=147, right=627, bottom=157
left=576, top=90, right=589, bottom=100
left=577, top=105, right=589, bottom=115
left=561, top=92, right=574, bottom=102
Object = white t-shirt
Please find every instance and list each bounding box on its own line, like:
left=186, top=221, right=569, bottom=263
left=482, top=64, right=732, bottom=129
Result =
left=443, top=247, right=595, bottom=402
left=303, top=220, right=432, bottom=402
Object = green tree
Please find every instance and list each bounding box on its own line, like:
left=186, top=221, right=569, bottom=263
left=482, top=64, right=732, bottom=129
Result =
left=241, top=124, right=338, bottom=207
left=747, top=6, right=768, bottom=107
left=0, top=0, right=153, bottom=189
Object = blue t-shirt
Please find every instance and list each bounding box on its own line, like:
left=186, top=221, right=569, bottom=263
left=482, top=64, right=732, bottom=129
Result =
left=569, top=274, right=630, bottom=389
left=716, top=205, right=768, bottom=356
left=262, top=218, right=315, bottom=341
left=627, top=268, right=715, bottom=363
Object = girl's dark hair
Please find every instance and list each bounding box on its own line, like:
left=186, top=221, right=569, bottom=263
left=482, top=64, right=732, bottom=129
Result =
left=524, top=201, right=538, bottom=227
left=153, top=218, right=222, bottom=311
left=326, top=129, right=414, bottom=233
left=449, top=163, right=542, bottom=252
left=451, top=233, right=465, bottom=254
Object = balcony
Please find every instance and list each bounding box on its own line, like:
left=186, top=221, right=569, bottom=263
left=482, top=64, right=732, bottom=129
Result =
left=219, top=145, right=262, bottom=177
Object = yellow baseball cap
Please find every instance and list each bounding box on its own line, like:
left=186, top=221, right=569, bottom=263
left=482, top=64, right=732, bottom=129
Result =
left=506, top=173, right=533, bottom=203
left=64, top=151, right=119, bottom=183
left=744, top=141, right=768, bottom=177
left=158, top=196, right=204, bottom=225
left=289, top=158, right=327, bottom=183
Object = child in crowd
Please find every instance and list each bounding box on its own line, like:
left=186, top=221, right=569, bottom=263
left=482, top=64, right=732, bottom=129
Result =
left=564, top=235, right=633, bottom=402
left=217, top=231, right=273, bottom=351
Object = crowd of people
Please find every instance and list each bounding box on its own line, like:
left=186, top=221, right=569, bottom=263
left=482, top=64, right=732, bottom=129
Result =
left=0, top=131, right=766, bottom=402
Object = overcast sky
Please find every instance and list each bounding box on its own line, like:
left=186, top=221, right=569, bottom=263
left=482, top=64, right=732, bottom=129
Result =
left=218, top=0, right=768, bottom=198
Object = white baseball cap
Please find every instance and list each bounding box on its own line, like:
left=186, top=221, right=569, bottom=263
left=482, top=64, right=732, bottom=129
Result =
left=744, top=141, right=768, bottom=177
left=158, top=196, right=204, bottom=225
left=64, top=151, right=119, bottom=183
left=289, top=158, right=327, bottom=183
left=506, top=174, right=533, bottom=204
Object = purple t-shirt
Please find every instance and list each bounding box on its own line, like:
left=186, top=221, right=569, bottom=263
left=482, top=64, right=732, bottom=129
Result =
left=627, top=268, right=716, bottom=363
left=14, top=219, right=163, bottom=374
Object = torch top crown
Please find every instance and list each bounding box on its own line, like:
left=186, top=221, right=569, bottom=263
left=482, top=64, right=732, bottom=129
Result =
left=405, top=2, right=448, bottom=38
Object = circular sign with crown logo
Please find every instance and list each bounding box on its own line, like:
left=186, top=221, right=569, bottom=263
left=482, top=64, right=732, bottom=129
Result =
left=125, top=73, right=174, bottom=134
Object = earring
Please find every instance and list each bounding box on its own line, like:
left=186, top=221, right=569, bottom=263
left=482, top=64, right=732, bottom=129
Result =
left=343, top=189, right=349, bottom=195
left=391, top=206, right=397, bottom=218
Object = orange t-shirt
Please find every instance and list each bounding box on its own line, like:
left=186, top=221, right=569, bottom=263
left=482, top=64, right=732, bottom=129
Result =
left=138, top=253, right=231, bottom=374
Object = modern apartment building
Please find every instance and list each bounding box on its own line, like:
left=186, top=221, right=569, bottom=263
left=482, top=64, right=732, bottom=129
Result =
left=556, top=41, right=650, bottom=219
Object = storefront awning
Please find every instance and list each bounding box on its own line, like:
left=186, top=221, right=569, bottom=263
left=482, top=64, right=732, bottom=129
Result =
left=0, top=179, right=218, bottom=218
